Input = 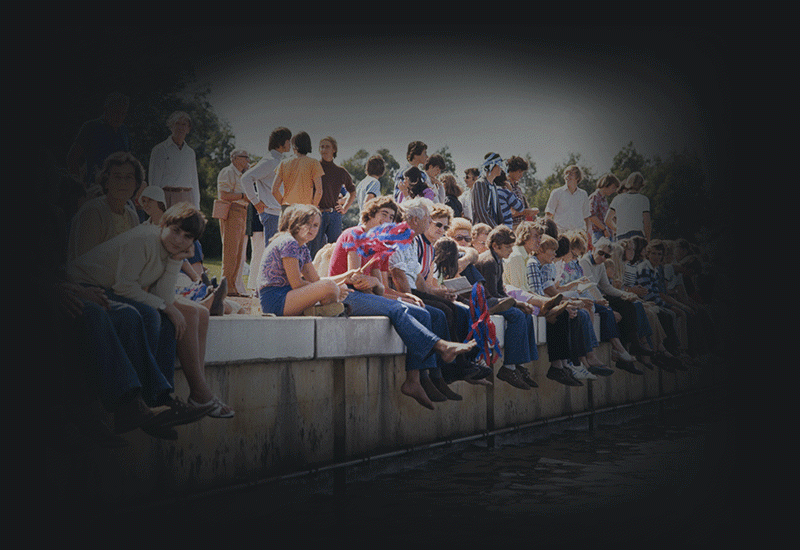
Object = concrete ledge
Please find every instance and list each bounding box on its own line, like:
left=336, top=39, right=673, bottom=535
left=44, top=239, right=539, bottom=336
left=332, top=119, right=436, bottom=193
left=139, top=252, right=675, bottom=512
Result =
left=315, top=316, right=405, bottom=358
left=205, top=316, right=316, bottom=363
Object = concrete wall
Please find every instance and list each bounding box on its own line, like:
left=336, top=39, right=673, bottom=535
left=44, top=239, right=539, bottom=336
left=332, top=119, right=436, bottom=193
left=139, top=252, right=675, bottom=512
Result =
left=100, top=312, right=713, bottom=504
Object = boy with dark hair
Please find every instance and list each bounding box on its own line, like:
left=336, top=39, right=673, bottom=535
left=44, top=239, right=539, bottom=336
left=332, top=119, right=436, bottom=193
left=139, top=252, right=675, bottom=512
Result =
left=474, top=225, right=539, bottom=389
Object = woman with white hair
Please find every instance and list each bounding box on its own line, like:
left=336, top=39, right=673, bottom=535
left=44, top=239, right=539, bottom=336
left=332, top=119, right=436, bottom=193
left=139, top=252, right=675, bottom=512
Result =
left=148, top=110, right=200, bottom=209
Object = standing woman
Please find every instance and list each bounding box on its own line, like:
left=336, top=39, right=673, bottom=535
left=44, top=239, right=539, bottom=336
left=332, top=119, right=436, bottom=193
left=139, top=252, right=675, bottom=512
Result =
left=605, top=172, right=651, bottom=242
left=271, top=131, right=324, bottom=209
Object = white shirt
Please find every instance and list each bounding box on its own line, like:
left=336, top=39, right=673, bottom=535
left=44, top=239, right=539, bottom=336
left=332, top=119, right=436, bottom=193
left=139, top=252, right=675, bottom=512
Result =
left=608, top=192, right=650, bottom=238
left=355, top=175, right=381, bottom=211
left=216, top=163, right=248, bottom=207
left=148, top=137, right=200, bottom=209
left=388, top=242, right=421, bottom=290
left=241, top=150, right=284, bottom=216
left=545, top=184, right=590, bottom=233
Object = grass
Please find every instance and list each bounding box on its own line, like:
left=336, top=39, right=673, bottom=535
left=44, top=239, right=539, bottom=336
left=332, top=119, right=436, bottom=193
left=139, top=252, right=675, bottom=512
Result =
left=201, top=257, right=252, bottom=288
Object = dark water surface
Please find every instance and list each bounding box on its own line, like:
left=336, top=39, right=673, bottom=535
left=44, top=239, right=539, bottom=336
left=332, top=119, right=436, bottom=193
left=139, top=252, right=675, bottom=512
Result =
left=76, top=389, right=735, bottom=546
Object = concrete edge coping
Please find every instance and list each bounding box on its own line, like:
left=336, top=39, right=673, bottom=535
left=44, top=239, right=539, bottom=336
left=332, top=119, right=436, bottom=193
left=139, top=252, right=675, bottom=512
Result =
left=202, top=312, right=601, bottom=366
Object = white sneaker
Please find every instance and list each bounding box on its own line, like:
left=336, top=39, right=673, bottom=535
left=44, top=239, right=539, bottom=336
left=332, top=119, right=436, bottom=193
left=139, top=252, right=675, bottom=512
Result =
left=567, top=362, right=597, bottom=380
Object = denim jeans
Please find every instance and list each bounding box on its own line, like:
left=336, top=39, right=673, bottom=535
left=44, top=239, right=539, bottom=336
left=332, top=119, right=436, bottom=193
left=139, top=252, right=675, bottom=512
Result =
left=258, top=211, right=280, bottom=242
left=107, top=292, right=176, bottom=406
left=577, top=307, right=599, bottom=351
left=595, top=303, right=621, bottom=341
left=308, top=210, right=342, bottom=260
left=342, top=290, right=441, bottom=371
left=497, top=307, right=538, bottom=365
left=81, top=301, right=143, bottom=409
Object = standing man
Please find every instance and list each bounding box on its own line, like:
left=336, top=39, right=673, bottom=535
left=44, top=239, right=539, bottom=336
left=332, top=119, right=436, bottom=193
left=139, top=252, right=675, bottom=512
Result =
left=545, top=164, right=591, bottom=239
left=470, top=152, right=505, bottom=228
left=216, top=148, right=251, bottom=296
left=148, top=111, right=200, bottom=209
left=309, top=136, right=356, bottom=259
left=67, top=92, right=131, bottom=198
left=241, top=127, right=292, bottom=294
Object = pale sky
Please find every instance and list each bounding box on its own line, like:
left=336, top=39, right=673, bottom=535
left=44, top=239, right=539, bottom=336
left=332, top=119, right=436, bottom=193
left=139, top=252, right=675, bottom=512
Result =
left=187, top=30, right=708, bottom=182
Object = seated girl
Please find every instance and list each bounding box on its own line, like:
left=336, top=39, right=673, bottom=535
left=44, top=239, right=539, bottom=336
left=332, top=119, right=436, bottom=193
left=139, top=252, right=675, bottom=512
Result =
left=258, top=204, right=353, bottom=317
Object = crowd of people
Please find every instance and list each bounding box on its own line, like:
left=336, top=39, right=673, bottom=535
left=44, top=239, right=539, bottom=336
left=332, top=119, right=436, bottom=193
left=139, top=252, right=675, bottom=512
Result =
left=52, top=93, right=718, bottom=449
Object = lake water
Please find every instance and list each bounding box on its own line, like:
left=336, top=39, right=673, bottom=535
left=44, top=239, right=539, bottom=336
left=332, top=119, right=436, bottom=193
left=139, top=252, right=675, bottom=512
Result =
left=112, top=387, right=734, bottom=546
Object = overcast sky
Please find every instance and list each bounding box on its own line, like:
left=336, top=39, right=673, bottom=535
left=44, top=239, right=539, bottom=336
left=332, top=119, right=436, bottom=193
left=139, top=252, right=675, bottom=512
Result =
left=187, top=28, right=709, bottom=181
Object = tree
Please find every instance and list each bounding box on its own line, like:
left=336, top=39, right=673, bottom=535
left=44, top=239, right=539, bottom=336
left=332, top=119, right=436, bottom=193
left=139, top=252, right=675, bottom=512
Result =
left=432, top=145, right=457, bottom=174
left=611, top=141, right=650, bottom=182
left=643, top=150, right=711, bottom=242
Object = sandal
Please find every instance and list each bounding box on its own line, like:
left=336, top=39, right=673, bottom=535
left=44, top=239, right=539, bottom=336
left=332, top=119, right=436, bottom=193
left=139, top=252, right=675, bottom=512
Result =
left=188, top=396, right=235, bottom=418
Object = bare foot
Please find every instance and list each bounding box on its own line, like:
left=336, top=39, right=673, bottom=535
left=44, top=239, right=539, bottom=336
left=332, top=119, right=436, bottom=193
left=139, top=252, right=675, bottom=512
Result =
left=401, top=379, right=435, bottom=410
left=435, top=339, right=477, bottom=364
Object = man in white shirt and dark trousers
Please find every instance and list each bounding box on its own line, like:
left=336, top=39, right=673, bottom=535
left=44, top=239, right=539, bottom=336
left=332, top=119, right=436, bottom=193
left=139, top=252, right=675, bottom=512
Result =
left=544, top=164, right=592, bottom=240
left=148, top=111, right=200, bottom=209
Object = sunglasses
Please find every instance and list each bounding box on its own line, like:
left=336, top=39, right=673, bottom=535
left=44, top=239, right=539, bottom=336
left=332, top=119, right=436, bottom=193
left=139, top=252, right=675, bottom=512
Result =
left=454, top=235, right=472, bottom=243
left=597, top=250, right=611, bottom=258
left=433, top=221, right=450, bottom=231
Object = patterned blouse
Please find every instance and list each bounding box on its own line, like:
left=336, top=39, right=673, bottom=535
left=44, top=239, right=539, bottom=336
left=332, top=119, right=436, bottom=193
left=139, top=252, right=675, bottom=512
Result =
left=258, top=232, right=312, bottom=290
left=589, top=190, right=611, bottom=237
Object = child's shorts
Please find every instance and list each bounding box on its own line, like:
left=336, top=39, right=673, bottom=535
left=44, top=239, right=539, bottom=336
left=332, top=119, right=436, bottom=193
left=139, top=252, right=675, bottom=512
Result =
left=259, top=285, right=292, bottom=316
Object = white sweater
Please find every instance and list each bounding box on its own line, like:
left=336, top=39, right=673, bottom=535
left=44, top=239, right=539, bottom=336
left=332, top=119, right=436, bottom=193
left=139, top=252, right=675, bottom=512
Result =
left=68, top=224, right=183, bottom=310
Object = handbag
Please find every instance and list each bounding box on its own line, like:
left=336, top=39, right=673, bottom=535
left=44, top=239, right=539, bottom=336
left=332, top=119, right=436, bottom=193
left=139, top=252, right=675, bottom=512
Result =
left=212, top=199, right=231, bottom=220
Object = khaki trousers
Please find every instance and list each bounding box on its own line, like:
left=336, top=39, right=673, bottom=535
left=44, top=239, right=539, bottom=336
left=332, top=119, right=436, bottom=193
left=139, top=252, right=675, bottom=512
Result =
left=220, top=202, right=248, bottom=294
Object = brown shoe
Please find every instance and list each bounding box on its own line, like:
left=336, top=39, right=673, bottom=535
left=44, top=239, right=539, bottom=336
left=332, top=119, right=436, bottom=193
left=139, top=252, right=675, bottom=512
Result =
left=488, top=297, right=516, bottom=315
left=539, top=293, right=563, bottom=317
left=496, top=365, right=531, bottom=389
left=517, top=365, right=538, bottom=388
left=545, top=301, right=570, bottom=324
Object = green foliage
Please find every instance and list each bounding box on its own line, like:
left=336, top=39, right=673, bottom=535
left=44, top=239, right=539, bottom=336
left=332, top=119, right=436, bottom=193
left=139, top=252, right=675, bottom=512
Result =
left=433, top=145, right=457, bottom=174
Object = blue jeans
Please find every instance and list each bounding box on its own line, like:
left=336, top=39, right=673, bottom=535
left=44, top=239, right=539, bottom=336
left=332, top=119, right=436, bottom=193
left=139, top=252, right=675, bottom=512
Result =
left=595, top=303, right=620, bottom=341
left=342, top=290, right=441, bottom=371
left=308, top=210, right=342, bottom=260
left=258, top=211, right=280, bottom=242
left=577, top=308, right=599, bottom=351
left=81, top=301, right=143, bottom=408
left=497, top=307, right=538, bottom=365
left=107, top=292, right=176, bottom=406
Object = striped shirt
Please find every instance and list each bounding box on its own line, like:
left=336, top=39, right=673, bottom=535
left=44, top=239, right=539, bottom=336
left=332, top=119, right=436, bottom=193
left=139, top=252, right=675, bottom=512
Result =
left=416, top=234, right=434, bottom=281
left=497, top=186, right=525, bottom=228
left=623, top=260, right=665, bottom=306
